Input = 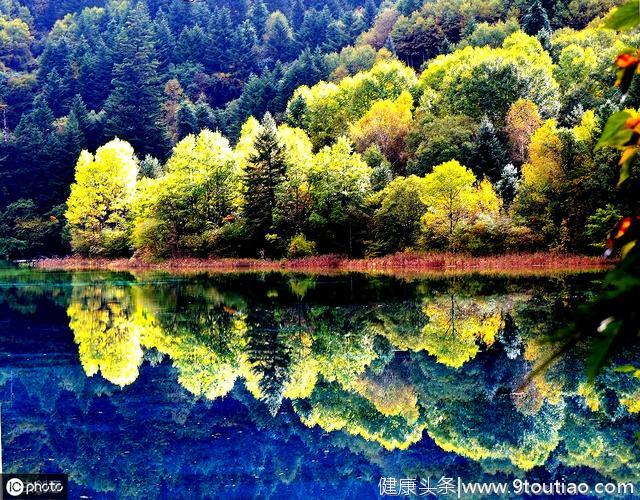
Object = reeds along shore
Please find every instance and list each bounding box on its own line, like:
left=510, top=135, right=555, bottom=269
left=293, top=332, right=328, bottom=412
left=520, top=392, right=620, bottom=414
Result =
left=34, top=253, right=615, bottom=274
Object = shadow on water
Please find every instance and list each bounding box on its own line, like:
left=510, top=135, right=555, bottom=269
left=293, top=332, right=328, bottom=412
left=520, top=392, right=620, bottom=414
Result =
left=0, top=267, right=638, bottom=498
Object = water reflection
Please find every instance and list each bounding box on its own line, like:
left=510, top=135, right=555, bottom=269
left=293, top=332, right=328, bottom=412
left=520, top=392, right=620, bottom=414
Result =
left=1, top=269, right=640, bottom=497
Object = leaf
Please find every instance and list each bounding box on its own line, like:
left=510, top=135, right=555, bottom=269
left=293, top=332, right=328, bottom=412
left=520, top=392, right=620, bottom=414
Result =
left=596, top=111, right=633, bottom=149
left=616, top=65, right=638, bottom=94
left=614, top=364, right=637, bottom=372
left=618, top=145, right=637, bottom=185
left=586, top=319, right=622, bottom=382
left=604, top=0, right=640, bottom=30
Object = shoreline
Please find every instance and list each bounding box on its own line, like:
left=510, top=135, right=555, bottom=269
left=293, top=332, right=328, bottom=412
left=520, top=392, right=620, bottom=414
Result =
left=32, top=253, right=615, bottom=276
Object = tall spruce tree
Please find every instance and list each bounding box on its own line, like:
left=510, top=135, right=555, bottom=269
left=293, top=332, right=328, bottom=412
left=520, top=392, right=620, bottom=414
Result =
left=104, top=2, right=169, bottom=159
left=243, top=112, right=287, bottom=255
left=474, top=116, right=508, bottom=183
left=522, top=0, right=551, bottom=35
left=176, top=103, right=198, bottom=139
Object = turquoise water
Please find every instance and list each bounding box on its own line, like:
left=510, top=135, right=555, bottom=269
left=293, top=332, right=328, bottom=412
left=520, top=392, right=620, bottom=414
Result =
left=0, top=268, right=638, bottom=498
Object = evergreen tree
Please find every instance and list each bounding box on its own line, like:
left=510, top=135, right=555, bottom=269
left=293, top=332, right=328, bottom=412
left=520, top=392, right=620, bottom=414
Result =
left=61, top=111, right=85, bottom=165
left=474, top=116, right=508, bottom=182
left=290, top=0, right=305, bottom=31
left=324, top=20, right=348, bottom=52
left=522, top=0, right=551, bottom=35
left=12, top=96, right=64, bottom=207
left=249, top=0, right=269, bottom=38
left=286, top=95, right=307, bottom=128
left=69, top=94, right=90, bottom=137
left=229, top=20, right=258, bottom=77
left=194, top=98, right=217, bottom=131
left=154, top=12, right=177, bottom=73
left=246, top=309, right=291, bottom=416
left=104, top=2, right=169, bottom=159
left=264, top=11, right=295, bottom=62
left=242, top=113, right=287, bottom=255
left=177, top=25, right=208, bottom=65
left=496, top=163, right=519, bottom=205
left=176, top=102, right=198, bottom=139
left=76, top=43, right=113, bottom=111
left=207, top=7, right=234, bottom=71
left=41, top=68, right=71, bottom=117
left=298, top=8, right=331, bottom=49
left=364, top=0, right=377, bottom=27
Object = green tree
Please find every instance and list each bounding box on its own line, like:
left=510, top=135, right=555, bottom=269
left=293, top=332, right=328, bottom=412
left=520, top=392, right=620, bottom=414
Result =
left=133, top=130, right=242, bottom=258
left=369, top=175, right=428, bottom=255
left=308, top=137, right=372, bottom=255
left=242, top=113, right=287, bottom=255
left=263, top=11, right=295, bottom=62
left=474, top=116, right=508, bottom=182
left=104, top=2, right=168, bottom=159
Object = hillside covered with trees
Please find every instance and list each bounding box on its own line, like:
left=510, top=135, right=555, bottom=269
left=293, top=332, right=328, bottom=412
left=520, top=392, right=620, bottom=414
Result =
left=0, top=0, right=637, bottom=259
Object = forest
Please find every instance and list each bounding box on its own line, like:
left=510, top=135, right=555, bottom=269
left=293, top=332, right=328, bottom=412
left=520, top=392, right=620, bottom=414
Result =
left=0, top=0, right=638, bottom=259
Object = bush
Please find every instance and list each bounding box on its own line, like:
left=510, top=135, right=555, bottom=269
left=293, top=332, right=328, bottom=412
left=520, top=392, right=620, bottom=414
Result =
left=287, top=234, right=317, bottom=258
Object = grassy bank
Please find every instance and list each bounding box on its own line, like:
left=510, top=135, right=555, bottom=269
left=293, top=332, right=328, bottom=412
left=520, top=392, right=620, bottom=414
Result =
left=34, top=253, right=614, bottom=275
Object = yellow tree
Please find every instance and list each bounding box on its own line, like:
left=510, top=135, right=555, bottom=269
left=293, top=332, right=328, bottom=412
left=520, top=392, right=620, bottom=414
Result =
left=349, top=90, right=413, bottom=169
left=505, top=98, right=542, bottom=165
left=132, top=130, right=241, bottom=257
left=420, top=160, right=501, bottom=247
left=65, top=138, right=139, bottom=255
left=68, top=282, right=144, bottom=387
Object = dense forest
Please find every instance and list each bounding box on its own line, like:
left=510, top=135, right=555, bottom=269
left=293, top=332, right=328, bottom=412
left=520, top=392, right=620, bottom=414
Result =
left=0, top=0, right=637, bottom=259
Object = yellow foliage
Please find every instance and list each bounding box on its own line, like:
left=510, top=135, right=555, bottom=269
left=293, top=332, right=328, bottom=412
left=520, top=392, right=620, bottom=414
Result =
left=65, top=138, right=139, bottom=255
left=68, top=284, right=143, bottom=387
left=421, top=160, right=501, bottom=241
left=349, top=90, right=413, bottom=165
left=290, top=60, right=417, bottom=147
left=520, top=120, right=564, bottom=189
left=353, top=372, right=419, bottom=423
left=572, top=109, right=597, bottom=142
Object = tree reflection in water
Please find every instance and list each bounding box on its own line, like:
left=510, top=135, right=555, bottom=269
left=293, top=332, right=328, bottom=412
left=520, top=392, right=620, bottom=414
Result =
left=1, top=269, right=639, bottom=497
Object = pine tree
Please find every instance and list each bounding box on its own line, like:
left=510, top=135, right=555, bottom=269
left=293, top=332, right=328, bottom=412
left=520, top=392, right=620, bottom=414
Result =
left=230, top=20, right=258, bottom=77
left=13, top=96, right=65, bottom=207
left=176, top=103, right=198, bottom=139
left=243, top=113, right=287, bottom=254
left=154, top=12, right=176, bottom=73
left=290, top=0, right=305, bottom=31
left=69, top=94, right=90, bottom=136
left=194, top=98, right=217, bottom=131
left=496, top=163, right=519, bottom=205
left=286, top=95, right=307, bottom=128
left=41, top=68, right=70, bottom=117
left=207, top=7, right=234, bottom=71
left=249, top=0, right=269, bottom=38
left=246, top=309, right=291, bottom=416
left=104, top=2, right=169, bottom=159
left=61, top=111, right=85, bottom=165
left=364, top=0, right=377, bottom=27
left=346, top=9, right=367, bottom=43
left=474, top=116, right=508, bottom=182
left=324, top=20, right=348, bottom=52
left=522, top=0, right=551, bottom=35
left=264, top=12, right=295, bottom=62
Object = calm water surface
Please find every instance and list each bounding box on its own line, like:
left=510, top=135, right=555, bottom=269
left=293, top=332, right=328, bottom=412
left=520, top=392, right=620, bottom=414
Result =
left=0, top=268, right=638, bottom=499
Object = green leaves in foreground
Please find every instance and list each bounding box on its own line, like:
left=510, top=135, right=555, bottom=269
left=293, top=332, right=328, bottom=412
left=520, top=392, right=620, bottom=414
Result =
left=604, top=0, right=640, bottom=31
left=596, top=110, right=638, bottom=185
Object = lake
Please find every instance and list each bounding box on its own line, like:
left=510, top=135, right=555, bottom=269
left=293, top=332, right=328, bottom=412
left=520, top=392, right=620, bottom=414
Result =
left=0, top=268, right=638, bottom=498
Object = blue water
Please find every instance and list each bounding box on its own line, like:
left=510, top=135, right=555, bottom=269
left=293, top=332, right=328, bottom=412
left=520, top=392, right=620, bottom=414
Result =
left=0, top=269, right=638, bottom=499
